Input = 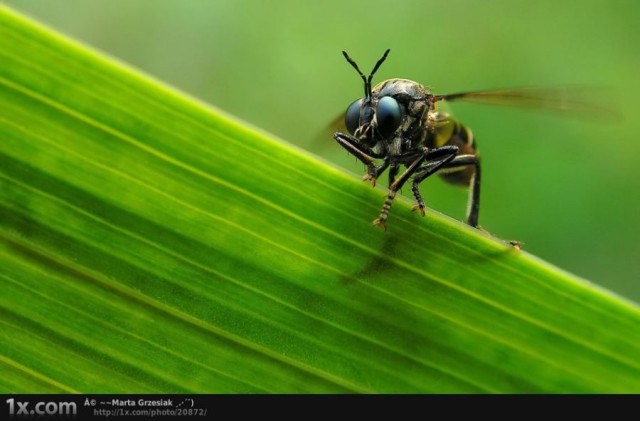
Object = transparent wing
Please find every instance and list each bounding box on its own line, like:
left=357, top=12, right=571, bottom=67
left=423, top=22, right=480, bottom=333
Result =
left=435, top=85, right=620, bottom=120
left=310, top=111, right=347, bottom=153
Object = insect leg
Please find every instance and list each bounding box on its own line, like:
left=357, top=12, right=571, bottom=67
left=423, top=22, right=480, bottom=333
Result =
left=440, top=154, right=481, bottom=227
left=364, top=157, right=390, bottom=187
left=387, top=161, right=400, bottom=185
left=374, top=146, right=458, bottom=230
left=334, top=132, right=385, bottom=183
left=409, top=146, right=462, bottom=218
left=410, top=164, right=437, bottom=217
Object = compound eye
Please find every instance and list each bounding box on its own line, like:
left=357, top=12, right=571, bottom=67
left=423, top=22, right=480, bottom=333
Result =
left=345, top=99, right=363, bottom=135
left=376, top=96, right=403, bottom=136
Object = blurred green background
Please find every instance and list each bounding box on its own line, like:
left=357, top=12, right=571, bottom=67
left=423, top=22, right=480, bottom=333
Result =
left=7, top=0, right=639, bottom=302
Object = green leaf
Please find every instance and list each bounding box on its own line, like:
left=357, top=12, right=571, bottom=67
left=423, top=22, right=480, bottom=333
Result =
left=1, top=5, right=639, bottom=393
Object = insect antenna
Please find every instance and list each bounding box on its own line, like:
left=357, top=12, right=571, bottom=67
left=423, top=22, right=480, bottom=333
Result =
left=342, top=49, right=391, bottom=100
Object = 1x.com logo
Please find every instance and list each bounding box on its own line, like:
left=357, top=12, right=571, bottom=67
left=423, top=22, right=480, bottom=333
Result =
left=6, top=398, right=77, bottom=417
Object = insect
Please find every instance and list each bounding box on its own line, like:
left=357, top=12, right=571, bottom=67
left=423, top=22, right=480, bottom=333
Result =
left=335, top=49, right=484, bottom=231
left=334, top=49, right=599, bottom=231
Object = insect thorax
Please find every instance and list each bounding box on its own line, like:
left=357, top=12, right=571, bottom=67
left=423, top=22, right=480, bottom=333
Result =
left=370, top=79, right=435, bottom=157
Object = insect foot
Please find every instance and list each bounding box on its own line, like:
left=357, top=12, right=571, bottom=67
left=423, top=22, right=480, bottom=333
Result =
left=362, top=173, right=377, bottom=187
left=411, top=204, right=426, bottom=217
left=372, top=217, right=387, bottom=231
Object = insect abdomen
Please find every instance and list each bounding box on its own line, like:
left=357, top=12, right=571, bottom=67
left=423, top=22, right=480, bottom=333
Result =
left=431, top=114, right=477, bottom=186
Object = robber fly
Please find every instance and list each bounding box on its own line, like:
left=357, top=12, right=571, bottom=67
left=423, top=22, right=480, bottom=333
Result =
left=334, top=49, right=600, bottom=231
